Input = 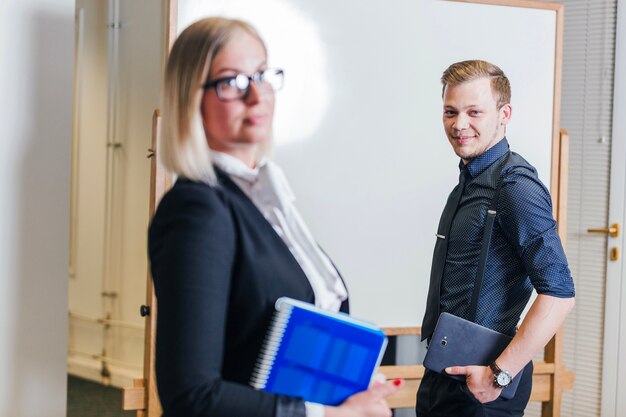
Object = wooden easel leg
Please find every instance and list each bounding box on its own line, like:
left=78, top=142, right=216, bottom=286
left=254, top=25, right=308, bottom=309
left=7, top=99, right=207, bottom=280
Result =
left=541, top=329, right=563, bottom=416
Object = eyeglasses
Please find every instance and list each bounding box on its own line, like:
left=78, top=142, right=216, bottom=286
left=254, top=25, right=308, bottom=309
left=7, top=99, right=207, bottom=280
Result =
left=202, top=68, right=284, bottom=101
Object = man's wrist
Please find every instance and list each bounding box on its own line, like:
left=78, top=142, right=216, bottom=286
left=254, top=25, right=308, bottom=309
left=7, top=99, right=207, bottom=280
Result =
left=489, top=361, right=513, bottom=388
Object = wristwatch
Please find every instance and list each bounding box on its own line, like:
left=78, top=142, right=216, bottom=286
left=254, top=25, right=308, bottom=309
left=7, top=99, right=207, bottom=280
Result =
left=489, top=361, right=513, bottom=388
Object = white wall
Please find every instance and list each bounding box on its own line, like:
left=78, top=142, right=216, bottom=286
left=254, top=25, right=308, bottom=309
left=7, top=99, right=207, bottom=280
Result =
left=0, top=0, right=73, bottom=416
left=178, top=0, right=557, bottom=327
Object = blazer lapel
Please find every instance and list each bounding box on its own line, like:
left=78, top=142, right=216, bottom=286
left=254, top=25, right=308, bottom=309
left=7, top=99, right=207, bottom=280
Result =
left=214, top=167, right=315, bottom=299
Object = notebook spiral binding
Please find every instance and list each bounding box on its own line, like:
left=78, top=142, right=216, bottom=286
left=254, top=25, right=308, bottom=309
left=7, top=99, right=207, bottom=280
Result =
left=250, top=300, right=294, bottom=390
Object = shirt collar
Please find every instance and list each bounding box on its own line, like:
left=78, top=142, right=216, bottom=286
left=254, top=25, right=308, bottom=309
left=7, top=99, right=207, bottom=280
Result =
left=462, top=138, right=510, bottom=178
left=212, top=151, right=267, bottom=184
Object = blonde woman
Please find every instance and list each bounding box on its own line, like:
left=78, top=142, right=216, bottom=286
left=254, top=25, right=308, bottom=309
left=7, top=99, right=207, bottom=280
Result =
left=150, top=17, right=401, bottom=417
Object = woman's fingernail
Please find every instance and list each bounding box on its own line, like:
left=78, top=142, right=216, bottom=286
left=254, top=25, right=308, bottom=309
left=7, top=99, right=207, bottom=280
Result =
left=372, top=372, right=387, bottom=384
left=393, top=378, right=403, bottom=386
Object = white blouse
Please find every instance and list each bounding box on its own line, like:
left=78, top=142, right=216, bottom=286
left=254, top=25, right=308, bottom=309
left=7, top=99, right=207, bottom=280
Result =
left=211, top=151, right=348, bottom=313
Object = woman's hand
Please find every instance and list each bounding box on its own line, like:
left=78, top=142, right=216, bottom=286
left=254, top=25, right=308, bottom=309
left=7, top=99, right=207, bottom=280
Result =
left=324, top=379, right=403, bottom=417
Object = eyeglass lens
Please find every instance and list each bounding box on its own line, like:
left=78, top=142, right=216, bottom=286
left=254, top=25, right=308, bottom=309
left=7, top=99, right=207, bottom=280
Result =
left=217, top=69, right=283, bottom=100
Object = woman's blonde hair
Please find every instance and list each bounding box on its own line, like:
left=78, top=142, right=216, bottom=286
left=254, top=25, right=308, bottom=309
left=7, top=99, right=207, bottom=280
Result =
left=441, top=60, right=511, bottom=109
left=160, top=17, right=266, bottom=185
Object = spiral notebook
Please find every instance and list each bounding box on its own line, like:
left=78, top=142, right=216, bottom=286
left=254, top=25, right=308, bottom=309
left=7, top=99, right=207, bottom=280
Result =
left=250, top=297, right=387, bottom=405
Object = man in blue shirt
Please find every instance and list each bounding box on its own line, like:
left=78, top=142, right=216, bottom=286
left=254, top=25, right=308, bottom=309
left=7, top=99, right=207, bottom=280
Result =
left=416, top=60, right=575, bottom=417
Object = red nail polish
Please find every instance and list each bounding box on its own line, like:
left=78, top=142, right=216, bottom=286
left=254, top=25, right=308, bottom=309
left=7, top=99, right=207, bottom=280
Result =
left=393, top=378, right=402, bottom=386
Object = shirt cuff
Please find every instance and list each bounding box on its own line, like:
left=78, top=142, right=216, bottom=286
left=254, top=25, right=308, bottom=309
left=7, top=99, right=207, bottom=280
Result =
left=305, top=401, right=325, bottom=417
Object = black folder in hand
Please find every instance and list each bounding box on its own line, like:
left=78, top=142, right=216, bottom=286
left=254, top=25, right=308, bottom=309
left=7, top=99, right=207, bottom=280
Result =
left=423, top=312, right=524, bottom=400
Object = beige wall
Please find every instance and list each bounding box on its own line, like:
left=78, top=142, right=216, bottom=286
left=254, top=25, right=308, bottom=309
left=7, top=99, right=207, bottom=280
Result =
left=68, top=0, right=165, bottom=387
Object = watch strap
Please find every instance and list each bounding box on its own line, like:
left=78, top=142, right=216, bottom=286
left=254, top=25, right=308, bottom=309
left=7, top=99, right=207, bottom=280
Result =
left=489, top=361, right=502, bottom=374
left=490, top=361, right=512, bottom=388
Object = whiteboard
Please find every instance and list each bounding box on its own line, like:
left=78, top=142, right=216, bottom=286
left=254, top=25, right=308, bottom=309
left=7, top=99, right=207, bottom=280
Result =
left=175, top=0, right=558, bottom=326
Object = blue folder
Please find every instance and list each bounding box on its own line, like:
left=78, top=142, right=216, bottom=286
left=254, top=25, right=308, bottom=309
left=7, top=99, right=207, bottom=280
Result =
left=250, top=297, right=388, bottom=405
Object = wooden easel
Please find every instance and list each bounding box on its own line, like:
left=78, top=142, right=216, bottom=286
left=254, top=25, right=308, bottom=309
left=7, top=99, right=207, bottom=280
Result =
left=122, top=1, right=573, bottom=413
left=121, top=110, right=168, bottom=417
left=122, top=125, right=574, bottom=417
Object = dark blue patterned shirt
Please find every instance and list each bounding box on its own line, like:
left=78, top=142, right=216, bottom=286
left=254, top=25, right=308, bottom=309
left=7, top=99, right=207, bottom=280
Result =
left=439, top=138, right=575, bottom=335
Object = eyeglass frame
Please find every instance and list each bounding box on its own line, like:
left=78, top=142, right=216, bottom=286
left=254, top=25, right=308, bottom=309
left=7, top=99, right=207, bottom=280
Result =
left=202, top=68, right=284, bottom=101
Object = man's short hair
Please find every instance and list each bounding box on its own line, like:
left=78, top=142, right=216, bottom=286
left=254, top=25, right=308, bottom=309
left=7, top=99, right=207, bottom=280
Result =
left=441, top=60, right=511, bottom=109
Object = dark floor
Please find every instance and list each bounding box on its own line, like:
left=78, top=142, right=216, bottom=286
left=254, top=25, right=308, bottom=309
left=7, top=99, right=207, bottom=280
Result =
left=67, top=375, right=135, bottom=417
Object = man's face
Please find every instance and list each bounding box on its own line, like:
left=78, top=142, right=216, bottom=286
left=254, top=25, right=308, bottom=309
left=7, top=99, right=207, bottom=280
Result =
left=442, top=77, right=511, bottom=164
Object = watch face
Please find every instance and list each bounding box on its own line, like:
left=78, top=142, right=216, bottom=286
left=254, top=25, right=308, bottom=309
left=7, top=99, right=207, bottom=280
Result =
left=497, top=372, right=512, bottom=386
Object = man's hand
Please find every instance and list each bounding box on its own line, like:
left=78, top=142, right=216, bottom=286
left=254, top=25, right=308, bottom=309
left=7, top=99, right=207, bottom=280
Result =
left=445, top=365, right=501, bottom=403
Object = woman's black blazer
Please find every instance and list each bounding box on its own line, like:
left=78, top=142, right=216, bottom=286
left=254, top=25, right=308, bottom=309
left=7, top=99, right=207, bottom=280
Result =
left=149, top=170, right=349, bottom=417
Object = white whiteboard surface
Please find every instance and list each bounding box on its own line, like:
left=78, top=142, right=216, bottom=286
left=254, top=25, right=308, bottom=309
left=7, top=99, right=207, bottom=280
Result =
left=177, top=0, right=557, bottom=327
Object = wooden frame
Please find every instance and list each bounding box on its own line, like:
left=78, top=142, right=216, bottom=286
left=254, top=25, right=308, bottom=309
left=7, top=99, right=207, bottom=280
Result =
left=453, top=0, right=564, bottom=209
left=123, top=1, right=573, bottom=415
left=122, top=110, right=169, bottom=417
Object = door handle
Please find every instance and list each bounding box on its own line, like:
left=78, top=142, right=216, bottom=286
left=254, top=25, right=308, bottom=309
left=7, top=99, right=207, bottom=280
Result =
left=587, top=223, right=619, bottom=238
